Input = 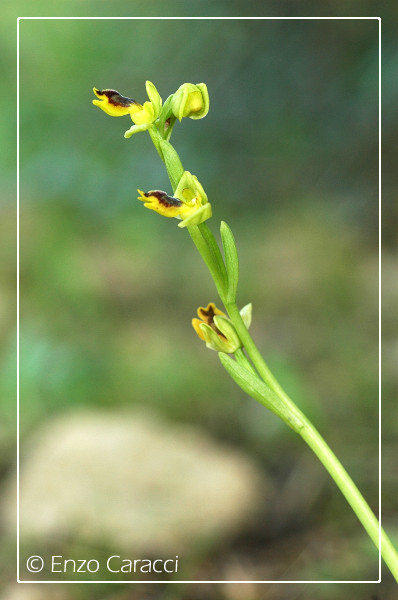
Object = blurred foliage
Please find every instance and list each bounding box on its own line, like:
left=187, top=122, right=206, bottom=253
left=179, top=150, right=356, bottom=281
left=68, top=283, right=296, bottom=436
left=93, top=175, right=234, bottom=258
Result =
left=1, top=1, right=397, bottom=595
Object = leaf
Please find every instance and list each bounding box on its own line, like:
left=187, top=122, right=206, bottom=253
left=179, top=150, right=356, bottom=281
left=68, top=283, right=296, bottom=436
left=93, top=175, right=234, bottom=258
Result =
left=219, top=353, right=303, bottom=432
left=197, top=223, right=228, bottom=299
left=187, top=225, right=226, bottom=300
left=159, top=139, right=184, bottom=192
left=220, top=221, right=239, bottom=302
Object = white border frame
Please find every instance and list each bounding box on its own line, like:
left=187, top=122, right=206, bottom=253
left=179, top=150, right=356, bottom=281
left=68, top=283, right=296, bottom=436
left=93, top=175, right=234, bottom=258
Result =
left=17, top=15, right=382, bottom=585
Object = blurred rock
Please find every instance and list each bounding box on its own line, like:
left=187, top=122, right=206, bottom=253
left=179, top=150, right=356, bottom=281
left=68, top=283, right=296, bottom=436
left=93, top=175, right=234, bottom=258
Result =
left=4, top=410, right=266, bottom=555
left=0, top=585, right=70, bottom=600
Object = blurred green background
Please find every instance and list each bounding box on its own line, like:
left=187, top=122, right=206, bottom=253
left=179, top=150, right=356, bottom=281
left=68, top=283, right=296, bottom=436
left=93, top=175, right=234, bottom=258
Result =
left=1, top=3, right=397, bottom=599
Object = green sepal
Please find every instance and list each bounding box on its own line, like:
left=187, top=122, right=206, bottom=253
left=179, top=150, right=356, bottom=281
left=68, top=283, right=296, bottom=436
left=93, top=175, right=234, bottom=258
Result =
left=220, top=221, right=239, bottom=303
left=175, top=171, right=209, bottom=205
left=199, top=323, right=235, bottom=353
left=145, top=81, right=162, bottom=118
left=213, top=316, right=241, bottom=351
left=175, top=85, right=189, bottom=121
left=189, top=83, right=209, bottom=120
left=218, top=353, right=304, bottom=433
left=178, top=203, right=212, bottom=228
left=159, top=139, right=184, bottom=192
left=190, top=175, right=208, bottom=204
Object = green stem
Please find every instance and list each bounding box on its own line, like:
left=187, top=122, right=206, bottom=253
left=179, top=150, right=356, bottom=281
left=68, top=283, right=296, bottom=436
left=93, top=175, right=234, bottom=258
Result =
left=147, top=128, right=228, bottom=298
left=144, top=120, right=398, bottom=580
left=300, top=421, right=398, bottom=580
left=226, top=300, right=398, bottom=581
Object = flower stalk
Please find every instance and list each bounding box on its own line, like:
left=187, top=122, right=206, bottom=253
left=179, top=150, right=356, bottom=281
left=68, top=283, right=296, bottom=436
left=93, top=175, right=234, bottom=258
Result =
left=92, top=81, right=398, bottom=580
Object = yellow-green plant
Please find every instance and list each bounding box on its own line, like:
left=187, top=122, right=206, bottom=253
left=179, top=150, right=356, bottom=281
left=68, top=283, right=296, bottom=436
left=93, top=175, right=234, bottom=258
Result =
left=92, top=81, right=398, bottom=580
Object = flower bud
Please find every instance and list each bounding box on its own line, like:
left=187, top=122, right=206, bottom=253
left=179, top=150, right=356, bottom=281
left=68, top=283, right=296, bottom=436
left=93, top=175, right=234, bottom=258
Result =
left=171, top=83, right=209, bottom=121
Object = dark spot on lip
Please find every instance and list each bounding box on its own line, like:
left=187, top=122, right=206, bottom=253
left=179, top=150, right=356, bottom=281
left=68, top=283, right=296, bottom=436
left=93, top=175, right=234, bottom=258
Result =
left=98, top=89, right=138, bottom=107
left=145, top=190, right=182, bottom=208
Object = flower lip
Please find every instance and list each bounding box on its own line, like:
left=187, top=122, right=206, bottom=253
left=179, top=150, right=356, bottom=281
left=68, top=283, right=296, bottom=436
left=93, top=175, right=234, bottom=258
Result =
left=194, top=303, right=227, bottom=340
left=137, top=189, right=188, bottom=219
left=138, top=190, right=183, bottom=208
left=93, top=88, right=141, bottom=108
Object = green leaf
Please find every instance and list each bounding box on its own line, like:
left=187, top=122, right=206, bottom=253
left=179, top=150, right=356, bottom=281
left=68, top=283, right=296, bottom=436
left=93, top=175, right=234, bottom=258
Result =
left=218, top=353, right=303, bottom=432
left=197, top=223, right=228, bottom=300
left=220, top=221, right=239, bottom=302
left=159, top=139, right=184, bottom=192
left=187, top=225, right=226, bottom=300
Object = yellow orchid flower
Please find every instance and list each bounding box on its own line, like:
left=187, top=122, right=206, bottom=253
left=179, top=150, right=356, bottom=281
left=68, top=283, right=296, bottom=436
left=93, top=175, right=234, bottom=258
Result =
left=92, top=81, right=162, bottom=137
left=192, top=302, right=252, bottom=353
left=137, top=171, right=212, bottom=228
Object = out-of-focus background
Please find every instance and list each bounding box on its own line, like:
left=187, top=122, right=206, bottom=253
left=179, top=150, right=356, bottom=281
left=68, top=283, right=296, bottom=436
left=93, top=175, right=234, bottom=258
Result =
left=1, top=2, right=397, bottom=599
